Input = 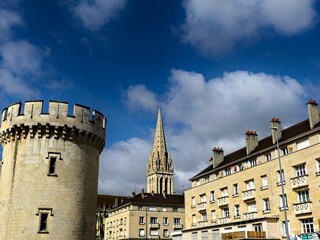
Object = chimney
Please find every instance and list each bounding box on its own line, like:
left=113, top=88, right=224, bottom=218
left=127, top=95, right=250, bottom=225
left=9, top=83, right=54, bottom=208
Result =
left=210, top=147, right=224, bottom=168
left=307, top=99, right=319, bottom=129
left=270, top=118, right=282, bottom=144
left=245, top=131, right=258, bottom=155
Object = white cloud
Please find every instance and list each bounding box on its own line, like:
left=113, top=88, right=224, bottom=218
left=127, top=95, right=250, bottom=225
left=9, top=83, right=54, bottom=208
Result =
left=181, top=0, right=317, bottom=56
left=45, top=79, right=75, bottom=90
left=0, top=8, right=23, bottom=43
left=100, top=69, right=307, bottom=194
left=125, top=84, right=158, bottom=112
left=73, top=0, right=126, bottom=31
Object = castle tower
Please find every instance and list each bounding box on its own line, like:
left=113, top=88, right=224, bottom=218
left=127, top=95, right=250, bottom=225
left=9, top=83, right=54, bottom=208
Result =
left=147, top=108, right=174, bottom=194
left=0, top=100, right=106, bottom=240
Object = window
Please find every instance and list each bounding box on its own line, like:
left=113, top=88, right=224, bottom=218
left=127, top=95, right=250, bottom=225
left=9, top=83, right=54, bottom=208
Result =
left=297, top=190, right=310, bottom=203
left=225, top=168, right=231, bottom=176
left=172, top=207, right=178, bottom=212
left=265, top=153, right=271, bottom=162
left=196, top=180, right=200, bottom=186
left=279, top=194, right=288, bottom=209
left=200, top=194, right=206, bottom=203
left=162, top=207, right=167, bottom=212
left=246, top=179, right=255, bottom=190
left=211, top=210, right=217, bottom=222
left=233, top=184, right=238, bottom=196
left=281, top=147, right=289, bottom=156
left=174, top=218, right=181, bottom=224
left=247, top=202, right=257, bottom=212
left=297, top=139, right=310, bottom=150
left=192, top=232, right=198, bottom=240
left=150, top=230, right=158, bottom=236
left=263, top=198, right=270, bottom=212
left=316, top=158, right=320, bottom=175
left=277, top=170, right=285, bottom=185
left=150, top=217, right=158, bottom=224
left=163, top=217, right=168, bottom=225
left=261, top=175, right=268, bottom=189
left=301, top=218, right=314, bottom=233
left=210, top=191, right=215, bottom=202
left=149, top=206, right=156, bottom=211
left=163, top=229, right=169, bottom=238
left=248, top=159, right=257, bottom=167
left=201, top=212, right=207, bottom=222
left=138, top=205, right=143, bottom=211
left=281, top=221, right=290, bottom=237
left=204, top=176, right=210, bottom=183
left=201, top=231, right=209, bottom=240
left=234, top=205, right=240, bottom=217
left=221, top=187, right=228, bottom=197
left=139, top=216, right=145, bottom=224
left=37, top=208, right=53, bottom=233
left=192, top=214, right=197, bottom=225
left=222, top=207, right=230, bottom=218
left=253, top=223, right=263, bottom=232
left=294, top=164, right=307, bottom=177
left=191, top=197, right=196, bottom=206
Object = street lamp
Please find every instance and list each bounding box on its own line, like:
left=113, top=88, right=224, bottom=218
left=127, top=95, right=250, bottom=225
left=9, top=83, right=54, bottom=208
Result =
left=271, top=126, right=290, bottom=240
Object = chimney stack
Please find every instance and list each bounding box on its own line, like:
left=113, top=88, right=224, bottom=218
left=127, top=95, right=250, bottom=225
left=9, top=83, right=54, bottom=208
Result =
left=245, top=131, right=258, bottom=155
left=211, top=147, right=224, bottom=168
left=307, top=99, right=319, bottom=129
left=270, top=118, right=282, bottom=144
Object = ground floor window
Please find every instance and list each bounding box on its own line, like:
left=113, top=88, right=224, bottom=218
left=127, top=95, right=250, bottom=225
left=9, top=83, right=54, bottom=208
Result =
left=301, top=218, right=314, bottom=233
left=139, top=229, right=145, bottom=237
left=253, top=223, right=263, bottom=232
left=37, top=208, right=53, bottom=234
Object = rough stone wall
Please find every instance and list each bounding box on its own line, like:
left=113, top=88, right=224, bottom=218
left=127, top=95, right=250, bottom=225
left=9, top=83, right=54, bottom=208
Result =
left=0, top=100, right=106, bottom=240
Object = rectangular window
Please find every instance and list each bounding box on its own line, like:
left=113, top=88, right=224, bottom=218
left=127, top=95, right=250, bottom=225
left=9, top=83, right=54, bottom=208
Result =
left=48, top=156, right=57, bottom=175
left=234, top=205, right=240, bottom=217
left=301, top=218, right=314, bottom=233
left=192, top=214, right=197, bottom=225
left=191, top=197, right=196, bottom=206
left=201, top=231, right=208, bottom=240
left=204, top=176, right=210, bottom=183
left=39, top=213, right=48, bottom=232
left=246, top=179, right=255, bottom=190
left=277, top=170, right=285, bottom=185
left=163, top=217, right=168, bottom=225
left=294, top=164, right=307, bottom=177
left=281, top=221, right=290, bottom=236
left=261, top=175, right=268, bottom=189
left=149, top=206, right=156, bottom=211
left=221, top=187, right=228, bottom=197
left=201, top=212, right=207, bottom=222
left=150, top=217, right=158, bottom=224
left=297, top=139, right=310, bottom=150
left=263, top=198, right=270, bottom=212
left=316, top=158, right=320, bottom=175
left=174, top=218, right=181, bottom=224
left=279, top=194, right=288, bottom=209
left=139, top=229, right=145, bottom=237
left=248, top=202, right=257, bottom=212
left=200, top=194, right=206, bottom=203
left=248, top=159, right=257, bottom=167
left=225, top=168, right=231, bottom=176
left=172, top=207, right=178, bottom=212
left=138, top=205, right=143, bottom=211
left=265, top=153, right=271, bottom=162
left=163, top=229, right=169, bottom=238
left=211, top=210, right=217, bottom=222
left=139, top=216, right=144, bottom=224
left=253, top=223, right=263, bottom=232
left=150, top=230, right=158, bottom=236
left=233, top=184, right=238, bottom=196
left=210, top=191, right=215, bottom=202
left=297, top=190, right=310, bottom=203
left=282, top=146, right=289, bottom=156
left=222, top=207, right=229, bottom=218
left=192, top=232, right=198, bottom=240
left=196, top=180, right=200, bottom=186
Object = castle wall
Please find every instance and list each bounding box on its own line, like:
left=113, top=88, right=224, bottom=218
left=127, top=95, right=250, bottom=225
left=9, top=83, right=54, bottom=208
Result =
left=0, top=100, right=106, bottom=240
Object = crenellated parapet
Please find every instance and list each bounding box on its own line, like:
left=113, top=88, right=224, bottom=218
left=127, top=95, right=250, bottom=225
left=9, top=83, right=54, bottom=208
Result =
left=0, top=100, right=106, bottom=152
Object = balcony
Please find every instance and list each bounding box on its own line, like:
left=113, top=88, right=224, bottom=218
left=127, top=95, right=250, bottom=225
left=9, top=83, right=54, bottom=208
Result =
left=173, top=224, right=183, bottom=229
left=198, top=221, right=207, bottom=228
left=243, top=211, right=257, bottom=220
left=197, top=202, right=206, bottom=211
left=242, top=189, right=256, bottom=201
left=149, top=223, right=160, bottom=228
left=150, top=235, right=160, bottom=239
left=217, top=196, right=229, bottom=207
left=293, top=202, right=312, bottom=215
left=291, top=175, right=308, bottom=189
left=218, top=217, right=230, bottom=225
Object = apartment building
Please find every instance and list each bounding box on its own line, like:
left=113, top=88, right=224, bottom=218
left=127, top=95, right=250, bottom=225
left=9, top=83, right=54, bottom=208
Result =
left=183, top=100, right=320, bottom=239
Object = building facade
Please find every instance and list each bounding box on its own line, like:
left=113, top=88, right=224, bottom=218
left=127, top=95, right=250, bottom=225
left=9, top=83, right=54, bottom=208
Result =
left=0, top=100, right=106, bottom=240
left=183, top=100, right=320, bottom=239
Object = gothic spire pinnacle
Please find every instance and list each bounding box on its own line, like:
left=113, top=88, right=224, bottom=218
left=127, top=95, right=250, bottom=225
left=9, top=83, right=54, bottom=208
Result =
left=153, top=107, right=167, bottom=155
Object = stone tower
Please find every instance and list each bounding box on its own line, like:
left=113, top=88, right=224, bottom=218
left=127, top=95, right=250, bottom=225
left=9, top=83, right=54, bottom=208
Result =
left=0, top=100, right=106, bottom=240
left=147, top=108, right=174, bottom=194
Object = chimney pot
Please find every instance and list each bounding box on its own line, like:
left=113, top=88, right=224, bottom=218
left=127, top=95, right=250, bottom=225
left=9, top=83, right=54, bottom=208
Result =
left=307, top=99, right=320, bottom=129
left=211, top=147, right=224, bottom=167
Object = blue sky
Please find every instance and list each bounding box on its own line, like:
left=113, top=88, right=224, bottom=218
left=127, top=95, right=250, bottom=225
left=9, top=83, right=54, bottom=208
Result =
left=1, top=0, right=320, bottom=195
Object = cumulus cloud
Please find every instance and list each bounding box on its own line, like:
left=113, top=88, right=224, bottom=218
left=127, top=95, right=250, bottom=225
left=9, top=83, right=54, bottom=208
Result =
left=125, top=84, right=158, bottom=113
left=72, top=0, right=126, bottom=31
left=100, top=69, right=307, bottom=194
left=0, top=8, right=23, bottom=43
left=181, top=0, right=317, bottom=56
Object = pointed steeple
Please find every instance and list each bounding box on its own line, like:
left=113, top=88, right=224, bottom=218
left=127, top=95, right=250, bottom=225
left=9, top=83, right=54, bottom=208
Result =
left=147, top=108, right=174, bottom=194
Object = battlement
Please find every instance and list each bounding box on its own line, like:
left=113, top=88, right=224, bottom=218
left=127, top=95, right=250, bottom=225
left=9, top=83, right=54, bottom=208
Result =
left=0, top=100, right=106, bottom=152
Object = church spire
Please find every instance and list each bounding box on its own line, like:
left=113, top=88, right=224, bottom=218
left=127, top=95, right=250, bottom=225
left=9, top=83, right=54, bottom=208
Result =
left=147, top=108, right=174, bottom=195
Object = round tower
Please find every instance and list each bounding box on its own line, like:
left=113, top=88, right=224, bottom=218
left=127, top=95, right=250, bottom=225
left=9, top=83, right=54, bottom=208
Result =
left=0, top=100, right=106, bottom=240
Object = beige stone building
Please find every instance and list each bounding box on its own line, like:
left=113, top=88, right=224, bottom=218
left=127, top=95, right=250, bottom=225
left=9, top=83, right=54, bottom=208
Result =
left=183, top=100, right=320, bottom=240
left=0, top=100, right=106, bottom=240
left=103, top=108, right=185, bottom=240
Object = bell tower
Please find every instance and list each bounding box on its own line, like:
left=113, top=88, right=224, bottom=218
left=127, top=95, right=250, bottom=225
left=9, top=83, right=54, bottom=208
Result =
left=147, top=108, right=174, bottom=194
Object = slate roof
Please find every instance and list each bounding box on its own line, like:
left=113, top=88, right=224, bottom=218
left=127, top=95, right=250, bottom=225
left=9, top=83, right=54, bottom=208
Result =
left=190, top=117, right=320, bottom=181
left=97, top=194, right=127, bottom=208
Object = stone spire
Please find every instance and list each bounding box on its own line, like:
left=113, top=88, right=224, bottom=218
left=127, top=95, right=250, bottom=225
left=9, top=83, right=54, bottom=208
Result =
left=147, top=108, right=174, bottom=194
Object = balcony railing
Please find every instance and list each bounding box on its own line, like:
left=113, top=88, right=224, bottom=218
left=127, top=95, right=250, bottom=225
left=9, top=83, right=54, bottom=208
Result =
left=290, top=175, right=308, bottom=189
left=217, top=196, right=229, bottom=207
left=173, top=224, right=183, bottom=229
left=197, top=202, right=206, bottom=211
left=293, top=202, right=312, bottom=215
left=242, top=189, right=256, bottom=201
left=149, top=223, right=160, bottom=228
left=198, top=221, right=207, bottom=228
left=218, top=217, right=230, bottom=225
left=243, top=211, right=257, bottom=220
